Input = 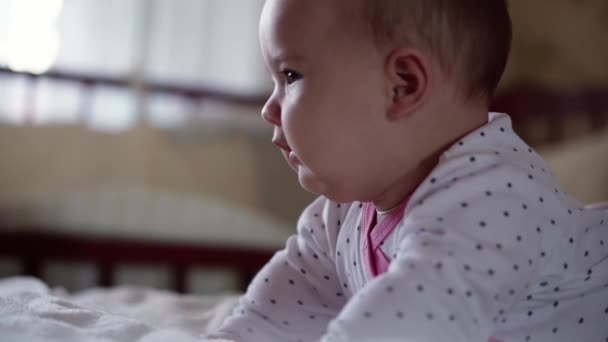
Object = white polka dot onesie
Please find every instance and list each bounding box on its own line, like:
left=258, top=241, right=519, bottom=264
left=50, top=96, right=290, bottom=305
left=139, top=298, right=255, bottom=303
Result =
left=207, top=113, right=608, bottom=342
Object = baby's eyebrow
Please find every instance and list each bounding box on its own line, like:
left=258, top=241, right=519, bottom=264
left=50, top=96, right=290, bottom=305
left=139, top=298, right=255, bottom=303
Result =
left=269, top=50, right=304, bottom=65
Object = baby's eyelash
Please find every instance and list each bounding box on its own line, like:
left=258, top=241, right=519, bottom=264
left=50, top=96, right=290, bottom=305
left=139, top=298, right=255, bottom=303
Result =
left=281, top=69, right=302, bottom=84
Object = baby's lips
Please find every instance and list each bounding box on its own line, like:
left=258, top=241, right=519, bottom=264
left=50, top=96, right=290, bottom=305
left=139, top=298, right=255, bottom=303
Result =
left=272, top=138, right=292, bottom=153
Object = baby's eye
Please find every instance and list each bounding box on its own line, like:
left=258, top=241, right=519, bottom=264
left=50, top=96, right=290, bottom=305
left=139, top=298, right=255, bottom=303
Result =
left=282, top=69, right=302, bottom=85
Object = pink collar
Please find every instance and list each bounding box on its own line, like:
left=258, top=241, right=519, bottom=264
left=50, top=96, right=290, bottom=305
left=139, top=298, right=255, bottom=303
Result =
left=360, top=199, right=408, bottom=277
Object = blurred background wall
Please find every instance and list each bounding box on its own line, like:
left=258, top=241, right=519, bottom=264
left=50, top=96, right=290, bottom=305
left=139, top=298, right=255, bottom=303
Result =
left=0, top=0, right=606, bottom=293
left=504, top=0, right=608, bottom=90
left=0, top=0, right=315, bottom=225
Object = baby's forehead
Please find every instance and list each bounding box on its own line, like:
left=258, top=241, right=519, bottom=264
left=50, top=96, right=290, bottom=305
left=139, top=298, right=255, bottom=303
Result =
left=277, top=0, right=347, bottom=25
left=263, top=0, right=361, bottom=44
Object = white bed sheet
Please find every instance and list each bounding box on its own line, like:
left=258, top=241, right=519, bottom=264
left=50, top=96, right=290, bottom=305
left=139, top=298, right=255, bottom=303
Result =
left=0, top=276, right=239, bottom=342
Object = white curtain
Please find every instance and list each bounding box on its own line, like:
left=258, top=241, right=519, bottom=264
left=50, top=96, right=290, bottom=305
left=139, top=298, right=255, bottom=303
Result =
left=0, top=0, right=270, bottom=130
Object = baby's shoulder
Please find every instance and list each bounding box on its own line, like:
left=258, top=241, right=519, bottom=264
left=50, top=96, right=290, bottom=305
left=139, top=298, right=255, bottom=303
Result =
left=409, top=147, right=570, bottom=221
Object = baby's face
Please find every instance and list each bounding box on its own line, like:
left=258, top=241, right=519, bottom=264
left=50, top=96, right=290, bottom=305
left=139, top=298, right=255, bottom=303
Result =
left=259, top=0, right=423, bottom=203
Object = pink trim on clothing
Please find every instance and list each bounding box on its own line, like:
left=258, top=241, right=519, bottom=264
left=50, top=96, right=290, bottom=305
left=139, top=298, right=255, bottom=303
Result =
left=360, top=199, right=408, bottom=277
left=359, top=200, right=504, bottom=342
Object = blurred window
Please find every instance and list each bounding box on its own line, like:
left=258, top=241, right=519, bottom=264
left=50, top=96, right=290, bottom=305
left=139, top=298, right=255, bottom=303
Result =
left=0, top=0, right=269, bottom=132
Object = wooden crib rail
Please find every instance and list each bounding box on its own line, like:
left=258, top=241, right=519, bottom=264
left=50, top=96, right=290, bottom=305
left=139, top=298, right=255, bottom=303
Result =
left=0, top=230, right=276, bottom=293
left=0, top=66, right=268, bottom=124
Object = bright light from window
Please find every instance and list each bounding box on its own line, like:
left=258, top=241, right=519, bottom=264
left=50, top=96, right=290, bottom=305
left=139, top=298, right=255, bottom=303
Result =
left=6, top=0, right=63, bottom=74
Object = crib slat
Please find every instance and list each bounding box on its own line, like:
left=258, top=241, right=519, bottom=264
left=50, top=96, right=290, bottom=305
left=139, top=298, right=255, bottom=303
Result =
left=173, top=264, right=188, bottom=294
left=98, top=262, right=114, bottom=287
left=0, top=231, right=276, bottom=293
left=22, top=257, right=42, bottom=279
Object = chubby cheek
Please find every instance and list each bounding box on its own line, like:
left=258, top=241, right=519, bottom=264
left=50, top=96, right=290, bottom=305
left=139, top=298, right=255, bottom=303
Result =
left=280, top=102, right=322, bottom=159
left=278, top=90, right=375, bottom=199
left=284, top=119, right=335, bottom=177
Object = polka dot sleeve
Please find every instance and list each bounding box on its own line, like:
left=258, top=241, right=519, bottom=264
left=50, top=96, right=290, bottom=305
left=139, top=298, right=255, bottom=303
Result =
left=320, top=165, right=548, bottom=342
left=206, top=197, right=348, bottom=342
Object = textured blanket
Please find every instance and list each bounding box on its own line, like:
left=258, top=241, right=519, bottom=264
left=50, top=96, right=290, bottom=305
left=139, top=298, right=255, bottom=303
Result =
left=0, top=277, right=238, bottom=342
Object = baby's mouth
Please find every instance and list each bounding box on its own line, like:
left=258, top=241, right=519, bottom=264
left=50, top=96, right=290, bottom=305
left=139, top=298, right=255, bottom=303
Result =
left=272, top=138, right=292, bottom=154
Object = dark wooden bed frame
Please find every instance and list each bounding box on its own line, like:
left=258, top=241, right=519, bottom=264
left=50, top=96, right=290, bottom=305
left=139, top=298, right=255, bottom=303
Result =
left=0, top=67, right=606, bottom=293
left=0, top=230, right=275, bottom=293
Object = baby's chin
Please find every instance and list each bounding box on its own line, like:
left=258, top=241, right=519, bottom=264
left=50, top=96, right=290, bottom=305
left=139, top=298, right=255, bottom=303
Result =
left=297, top=167, right=337, bottom=198
left=287, top=155, right=363, bottom=203
left=297, top=167, right=324, bottom=193
left=297, top=168, right=361, bottom=204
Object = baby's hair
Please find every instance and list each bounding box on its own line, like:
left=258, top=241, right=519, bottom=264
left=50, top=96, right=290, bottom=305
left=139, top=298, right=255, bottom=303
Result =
left=361, top=0, right=512, bottom=101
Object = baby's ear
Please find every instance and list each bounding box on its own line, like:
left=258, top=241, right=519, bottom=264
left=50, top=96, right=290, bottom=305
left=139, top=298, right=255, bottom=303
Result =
left=385, top=48, right=430, bottom=120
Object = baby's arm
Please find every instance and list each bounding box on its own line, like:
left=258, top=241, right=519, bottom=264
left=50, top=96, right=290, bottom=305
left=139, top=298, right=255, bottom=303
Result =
left=206, top=197, right=347, bottom=342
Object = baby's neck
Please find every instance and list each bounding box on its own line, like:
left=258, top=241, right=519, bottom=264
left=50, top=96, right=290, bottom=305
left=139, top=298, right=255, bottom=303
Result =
left=373, top=101, right=489, bottom=212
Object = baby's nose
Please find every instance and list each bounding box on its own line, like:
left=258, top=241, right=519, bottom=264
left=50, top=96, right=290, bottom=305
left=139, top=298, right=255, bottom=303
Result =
left=261, top=98, right=281, bottom=126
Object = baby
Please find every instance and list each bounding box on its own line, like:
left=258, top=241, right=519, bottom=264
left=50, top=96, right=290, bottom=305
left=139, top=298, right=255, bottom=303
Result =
left=208, top=0, right=608, bottom=341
